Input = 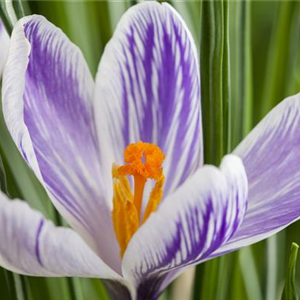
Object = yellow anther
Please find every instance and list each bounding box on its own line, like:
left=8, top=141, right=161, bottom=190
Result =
left=118, top=141, right=165, bottom=181
left=112, top=165, right=139, bottom=258
left=112, top=141, right=165, bottom=258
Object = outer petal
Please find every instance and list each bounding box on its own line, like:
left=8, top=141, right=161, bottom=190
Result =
left=2, top=16, right=120, bottom=271
left=122, top=155, right=248, bottom=300
left=0, top=192, right=120, bottom=279
left=0, top=19, right=10, bottom=77
left=94, top=2, right=202, bottom=196
left=215, top=93, right=300, bottom=255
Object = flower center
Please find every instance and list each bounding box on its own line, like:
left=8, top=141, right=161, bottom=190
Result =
left=112, top=141, right=165, bottom=258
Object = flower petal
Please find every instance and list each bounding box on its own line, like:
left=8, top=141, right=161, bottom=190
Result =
left=0, top=19, right=10, bottom=77
left=94, top=2, right=202, bottom=196
left=122, top=155, right=247, bottom=299
left=215, top=93, right=300, bottom=255
left=0, top=191, right=121, bottom=279
left=2, top=16, right=120, bottom=272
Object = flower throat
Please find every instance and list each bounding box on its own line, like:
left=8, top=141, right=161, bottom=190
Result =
left=112, top=141, right=165, bottom=258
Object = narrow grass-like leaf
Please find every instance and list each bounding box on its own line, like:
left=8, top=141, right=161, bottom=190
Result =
left=78, top=278, right=109, bottom=300
left=194, top=259, right=218, bottom=300
left=26, top=278, right=72, bottom=300
left=0, top=267, right=18, bottom=300
left=13, top=275, right=29, bottom=300
left=266, top=234, right=287, bottom=300
left=239, top=248, right=263, bottom=300
left=12, top=0, right=25, bottom=19
left=226, top=252, right=248, bottom=300
left=215, top=255, right=235, bottom=300
left=285, top=2, right=300, bottom=95
left=0, top=152, right=7, bottom=194
left=281, top=243, right=299, bottom=300
left=193, top=1, right=231, bottom=299
left=199, top=0, right=229, bottom=166
left=0, top=1, right=15, bottom=34
left=108, top=0, right=130, bottom=31
left=261, top=1, right=295, bottom=116
left=229, top=0, right=253, bottom=148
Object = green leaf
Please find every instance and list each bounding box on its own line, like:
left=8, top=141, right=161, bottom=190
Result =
left=107, top=0, right=130, bottom=32
left=77, top=278, right=109, bottom=300
left=199, top=0, right=229, bottom=166
left=0, top=267, right=17, bottom=300
left=282, top=243, right=299, bottom=300
left=239, top=248, right=263, bottom=300
left=266, top=234, right=282, bottom=300
left=0, top=0, right=17, bottom=35
left=285, top=2, right=300, bottom=96
left=12, top=0, right=25, bottom=19
left=261, top=1, right=296, bottom=117
left=0, top=152, right=7, bottom=194
left=193, top=1, right=231, bottom=299
left=229, top=0, right=253, bottom=149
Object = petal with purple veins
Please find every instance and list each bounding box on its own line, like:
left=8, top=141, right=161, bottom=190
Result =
left=0, top=191, right=121, bottom=280
left=122, top=155, right=247, bottom=300
left=214, top=93, right=300, bottom=256
left=2, top=16, right=120, bottom=272
left=94, top=2, right=202, bottom=197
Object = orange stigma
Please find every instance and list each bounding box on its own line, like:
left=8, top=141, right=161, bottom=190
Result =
left=112, top=141, right=165, bottom=258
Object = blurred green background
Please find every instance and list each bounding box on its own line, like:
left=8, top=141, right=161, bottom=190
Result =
left=1, top=1, right=300, bottom=299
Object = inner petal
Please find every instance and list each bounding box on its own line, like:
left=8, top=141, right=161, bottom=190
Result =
left=112, top=141, right=165, bottom=258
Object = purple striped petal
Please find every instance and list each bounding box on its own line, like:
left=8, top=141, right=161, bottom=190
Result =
left=214, top=93, right=300, bottom=256
left=2, top=16, right=120, bottom=272
left=94, top=2, right=202, bottom=197
left=122, top=155, right=247, bottom=299
left=0, top=191, right=122, bottom=279
left=0, top=19, right=10, bottom=76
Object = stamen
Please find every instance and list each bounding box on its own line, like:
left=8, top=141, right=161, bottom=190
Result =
left=142, top=175, right=165, bottom=224
left=133, top=174, right=146, bottom=218
left=112, top=165, right=139, bottom=258
left=112, top=141, right=165, bottom=258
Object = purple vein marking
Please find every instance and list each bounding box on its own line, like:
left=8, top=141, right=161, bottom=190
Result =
left=35, top=219, right=44, bottom=266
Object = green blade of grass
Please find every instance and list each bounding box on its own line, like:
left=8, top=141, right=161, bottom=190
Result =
left=0, top=0, right=16, bottom=34
left=239, top=248, right=263, bottom=300
left=200, top=0, right=228, bottom=166
left=193, top=1, right=230, bottom=298
left=229, top=0, right=253, bottom=148
left=281, top=243, right=299, bottom=300
left=261, top=1, right=295, bottom=116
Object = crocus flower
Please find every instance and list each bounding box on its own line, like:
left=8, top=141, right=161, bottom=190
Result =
left=0, top=19, right=10, bottom=76
left=1, top=2, right=300, bottom=300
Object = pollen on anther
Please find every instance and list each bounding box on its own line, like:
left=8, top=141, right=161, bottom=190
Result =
left=118, top=141, right=165, bottom=181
